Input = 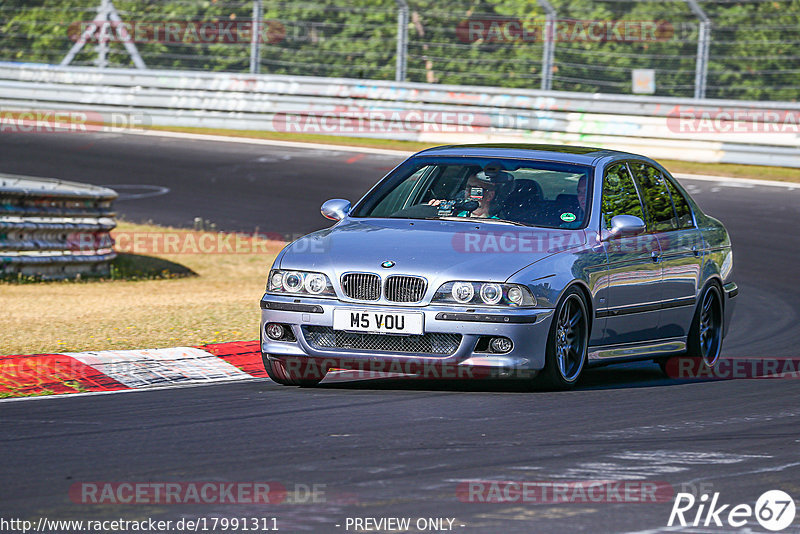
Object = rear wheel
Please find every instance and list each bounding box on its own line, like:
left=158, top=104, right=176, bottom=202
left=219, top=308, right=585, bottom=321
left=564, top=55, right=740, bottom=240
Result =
left=655, top=285, right=723, bottom=377
left=262, top=354, right=324, bottom=387
left=687, top=284, right=724, bottom=367
left=536, top=287, right=589, bottom=390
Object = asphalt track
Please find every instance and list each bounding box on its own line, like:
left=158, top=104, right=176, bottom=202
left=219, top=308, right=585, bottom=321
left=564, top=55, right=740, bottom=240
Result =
left=2, top=132, right=800, bottom=533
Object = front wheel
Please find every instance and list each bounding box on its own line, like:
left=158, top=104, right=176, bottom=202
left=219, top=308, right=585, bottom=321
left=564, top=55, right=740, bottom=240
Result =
left=262, top=354, right=325, bottom=387
left=536, top=287, right=589, bottom=390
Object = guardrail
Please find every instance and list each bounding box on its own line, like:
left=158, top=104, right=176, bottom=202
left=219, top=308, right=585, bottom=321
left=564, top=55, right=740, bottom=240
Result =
left=0, top=174, right=117, bottom=279
left=1, top=62, right=799, bottom=168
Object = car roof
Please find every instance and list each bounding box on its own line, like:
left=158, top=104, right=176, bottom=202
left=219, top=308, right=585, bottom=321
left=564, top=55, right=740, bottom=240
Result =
left=412, top=143, right=641, bottom=166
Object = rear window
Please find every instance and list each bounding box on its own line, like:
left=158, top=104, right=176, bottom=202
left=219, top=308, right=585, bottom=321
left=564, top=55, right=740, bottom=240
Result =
left=628, top=162, right=679, bottom=232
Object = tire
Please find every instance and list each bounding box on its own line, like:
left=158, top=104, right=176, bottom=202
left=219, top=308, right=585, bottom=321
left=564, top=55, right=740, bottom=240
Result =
left=262, top=354, right=324, bottom=387
left=686, top=284, right=724, bottom=368
left=535, top=287, right=590, bottom=390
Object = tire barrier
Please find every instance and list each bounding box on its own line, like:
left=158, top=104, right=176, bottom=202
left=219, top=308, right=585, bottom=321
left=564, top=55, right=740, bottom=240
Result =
left=0, top=174, right=117, bottom=279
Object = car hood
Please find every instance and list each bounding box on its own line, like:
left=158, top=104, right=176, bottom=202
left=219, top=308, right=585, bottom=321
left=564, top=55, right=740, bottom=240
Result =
left=278, top=218, right=586, bottom=284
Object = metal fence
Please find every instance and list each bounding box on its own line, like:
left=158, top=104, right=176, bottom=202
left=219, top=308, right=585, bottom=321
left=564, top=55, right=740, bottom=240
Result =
left=0, top=174, right=117, bottom=279
left=1, top=63, right=799, bottom=168
left=0, top=0, right=798, bottom=101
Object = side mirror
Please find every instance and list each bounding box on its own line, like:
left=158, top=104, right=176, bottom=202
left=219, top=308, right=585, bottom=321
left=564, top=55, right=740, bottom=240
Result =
left=606, top=214, right=646, bottom=239
left=321, top=198, right=351, bottom=221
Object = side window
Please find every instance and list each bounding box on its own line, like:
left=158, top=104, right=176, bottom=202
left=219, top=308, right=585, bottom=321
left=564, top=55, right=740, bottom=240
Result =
left=601, top=163, right=644, bottom=230
left=424, top=165, right=475, bottom=202
left=369, top=166, right=430, bottom=217
left=664, top=177, right=695, bottom=229
left=629, top=162, right=678, bottom=232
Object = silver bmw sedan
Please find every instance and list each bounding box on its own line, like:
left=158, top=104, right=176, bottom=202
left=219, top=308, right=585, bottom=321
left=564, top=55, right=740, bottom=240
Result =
left=260, top=144, right=737, bottom=389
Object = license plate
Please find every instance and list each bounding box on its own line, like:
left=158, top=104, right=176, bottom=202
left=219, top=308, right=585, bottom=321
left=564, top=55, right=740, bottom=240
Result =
left=333, top=309, right=424, bottom=335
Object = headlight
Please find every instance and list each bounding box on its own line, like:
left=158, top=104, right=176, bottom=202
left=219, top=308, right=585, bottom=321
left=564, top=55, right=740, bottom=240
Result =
left=283, top=271, right=304, bottom=293
left=304, top=273, right=327, bottom=294
left=267, top=269, right=335, bottom=297
left=433, top=281, right=536, bottom=307
left=507, top=286, right=523, bottom=305
left=451, top=281, right=475, bottom=303
left=480, top=283, right=502, bottom=305
left=269, top=271, right=283, bottom=290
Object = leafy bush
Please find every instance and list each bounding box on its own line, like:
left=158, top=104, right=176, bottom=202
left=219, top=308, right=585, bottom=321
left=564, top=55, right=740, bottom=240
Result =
left=1, top=0, right=797, bottom=100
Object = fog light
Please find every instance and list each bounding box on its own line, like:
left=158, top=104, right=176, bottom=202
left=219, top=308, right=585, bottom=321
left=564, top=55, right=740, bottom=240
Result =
left=266, top=323, right=285, bottom=340
left=489, top=337, right=513, bottom=353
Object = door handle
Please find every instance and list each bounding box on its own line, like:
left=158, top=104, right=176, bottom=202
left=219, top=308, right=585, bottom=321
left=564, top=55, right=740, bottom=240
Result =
left=691, top=245, right=700, bottom=257
left=651, top=250, right=662, bottom=263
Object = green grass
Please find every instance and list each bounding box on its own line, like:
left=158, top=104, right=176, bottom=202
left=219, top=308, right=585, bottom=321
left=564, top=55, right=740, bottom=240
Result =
left=0, top=221, right=282, bottom=355
left=2, top=253, right=196, bottom=284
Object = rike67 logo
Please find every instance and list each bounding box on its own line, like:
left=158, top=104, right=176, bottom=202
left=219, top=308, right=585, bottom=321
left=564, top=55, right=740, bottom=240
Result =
left=669, top=490, right=796, bottom=531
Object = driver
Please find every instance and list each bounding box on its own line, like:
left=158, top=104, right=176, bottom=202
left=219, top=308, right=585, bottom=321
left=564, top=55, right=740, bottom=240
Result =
left=428, top=173, right=498, bottom=218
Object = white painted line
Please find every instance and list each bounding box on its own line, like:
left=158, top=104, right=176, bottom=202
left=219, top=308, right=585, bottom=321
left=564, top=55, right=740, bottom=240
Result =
left=65, top=347, right=251, bottom=388
left=585, top=408, right=800, bottom=439
left=610, top=451, right=772, bottom=465
left=683, top=460, right=800, bottom=486
left=106, top=184, right=171, bottom=200
left=128, top=128, right=412, bottom=157
left=674, top=172, right=799, bottom=190
left=550, top=461, right=688, bottom=480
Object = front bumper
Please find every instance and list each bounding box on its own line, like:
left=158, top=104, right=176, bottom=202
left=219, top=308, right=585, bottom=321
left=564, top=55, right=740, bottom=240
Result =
left=259, top=294, right=554, bottom=377
left=723, top=282, right=738, bottom=338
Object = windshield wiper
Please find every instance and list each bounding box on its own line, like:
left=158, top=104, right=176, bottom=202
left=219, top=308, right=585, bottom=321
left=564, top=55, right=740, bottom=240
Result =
left=487, top=218, right=530, bottom=227
left=437, top=217, right=529, bottom=226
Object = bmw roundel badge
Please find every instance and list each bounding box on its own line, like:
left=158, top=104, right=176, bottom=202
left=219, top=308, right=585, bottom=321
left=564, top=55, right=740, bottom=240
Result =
left=381, top=260, right=396, bottom=268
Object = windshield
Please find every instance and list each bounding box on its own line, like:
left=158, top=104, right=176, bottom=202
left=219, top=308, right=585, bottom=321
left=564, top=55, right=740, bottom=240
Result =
left=352, top=156, right=592, bottom=229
